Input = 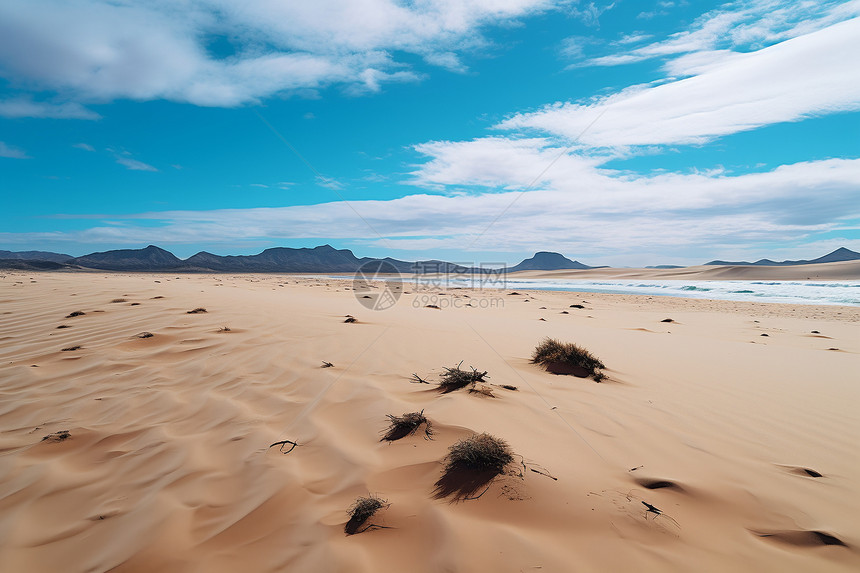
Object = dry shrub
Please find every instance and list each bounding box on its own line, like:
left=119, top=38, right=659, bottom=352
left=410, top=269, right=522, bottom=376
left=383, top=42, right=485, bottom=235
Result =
left=433, top=433, right=515, bottom=500
left=65, top=311, right=85, bottom=318
left=531, top=337, right=605, bottom=381
left=187, top=307, right=207, bottom=314
left=438, top=363, right=488, bottom=394
left=381, top=410, right=433, bottom=441
left=344, top=496, right=387, bottom=535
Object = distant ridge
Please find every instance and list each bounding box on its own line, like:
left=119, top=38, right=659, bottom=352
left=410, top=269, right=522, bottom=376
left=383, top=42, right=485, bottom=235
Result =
left=705, top=247, right=860, bottom=266
left=509, top=251, right=595, bottom=272
left=0, top=245, right=477, bottom=274
left=0, top=250, right=73, bottom=263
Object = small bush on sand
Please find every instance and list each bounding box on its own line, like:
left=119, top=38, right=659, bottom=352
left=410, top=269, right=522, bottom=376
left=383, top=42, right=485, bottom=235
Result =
left=433, top=433, right=515, bottom=500
left=111, top=298, right=127, bottom=303
left=531, top=337, right=605, bottom=381
left=381, top=410, right=433, bottom=441
left=65, top=311, right=85, bottom=318
left=187, top=307, right=207, bottom=314
left=438, top=363, right=488, bottom=394
left=345, top=495, right=388, bottom=535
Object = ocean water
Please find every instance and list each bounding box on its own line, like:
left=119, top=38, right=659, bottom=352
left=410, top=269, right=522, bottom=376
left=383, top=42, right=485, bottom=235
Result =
left=485, top=279, right=860, bottom=306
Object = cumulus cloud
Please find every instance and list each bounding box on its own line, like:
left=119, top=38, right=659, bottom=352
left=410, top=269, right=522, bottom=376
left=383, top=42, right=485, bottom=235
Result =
left=0, top=0, right=565, bottom=109
left=502, top=17, right=860, bottom=147
left=9, top=154, right=858, bottom=263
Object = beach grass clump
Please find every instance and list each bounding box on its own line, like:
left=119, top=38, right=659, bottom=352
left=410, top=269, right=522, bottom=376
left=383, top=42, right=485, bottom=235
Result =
left=187, top=307, right=207, bottom=314
left=65, top=311, right=85, bottom=318
left=433, top=433, right=515, bottom=500
left=381, top=410, right=433, bottom=441
left=531, top=337, right=606, bottom=381
left=344, top=495, right=388, bottom=535
left=438, top=363, right=488, bottom=394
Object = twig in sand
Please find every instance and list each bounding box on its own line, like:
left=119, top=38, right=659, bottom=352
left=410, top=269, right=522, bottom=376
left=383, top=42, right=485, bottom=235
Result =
left=269, top=439, right=300, bottom=454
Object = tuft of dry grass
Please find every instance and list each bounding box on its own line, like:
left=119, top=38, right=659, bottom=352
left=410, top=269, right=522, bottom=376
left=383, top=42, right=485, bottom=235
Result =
left=468, top=386, right=494, bottom=397
left=437, top=363, right=488, bottom=394
left=65, top=311, right=85, bottom=318
left=531, top=337, right=605, bottom=381
left=344, top=496, right=388, bottom=535
left=41, top=430, right=70, bottom=443
left=61, top=345, right=81, bottom=352
left=136, top=332, right=154, bottom=339
left=110, top=298, right=127, bottom=303
left=433, top=433, right=515, bottom=500
left=381, top=410, right=433, bottom=441
left=187, top=307, right=207, bottom=314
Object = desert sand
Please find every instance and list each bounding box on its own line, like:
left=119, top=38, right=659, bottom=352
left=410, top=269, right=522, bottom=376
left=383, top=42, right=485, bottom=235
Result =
left=1, top=271, right=859, bottom=572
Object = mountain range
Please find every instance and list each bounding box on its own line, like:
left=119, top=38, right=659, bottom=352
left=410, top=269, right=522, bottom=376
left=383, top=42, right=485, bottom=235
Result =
left=705, top=247, right=860, bottom=266
left=0, top=245, right=563, bottom=274
left=0, top=245, right=857, bottom=273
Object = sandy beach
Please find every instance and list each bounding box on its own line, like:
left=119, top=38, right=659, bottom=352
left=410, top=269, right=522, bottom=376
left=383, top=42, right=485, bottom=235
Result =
left=1, top=271, right=858, bottom=572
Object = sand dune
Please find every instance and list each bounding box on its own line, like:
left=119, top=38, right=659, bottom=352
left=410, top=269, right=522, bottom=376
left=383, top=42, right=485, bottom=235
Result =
left=1, top=272, right=859, bottom=572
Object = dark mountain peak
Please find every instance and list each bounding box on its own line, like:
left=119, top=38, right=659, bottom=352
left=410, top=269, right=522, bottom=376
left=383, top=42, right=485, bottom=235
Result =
left=72, top=245, right=182, bottom=270
left=813, top=247, right=860, bottom=263
left=510, top=251, right=592, bottom=272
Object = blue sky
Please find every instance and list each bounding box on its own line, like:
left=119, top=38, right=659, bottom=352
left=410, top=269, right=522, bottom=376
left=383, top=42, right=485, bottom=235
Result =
left=1, top=0, right=859, bottom=266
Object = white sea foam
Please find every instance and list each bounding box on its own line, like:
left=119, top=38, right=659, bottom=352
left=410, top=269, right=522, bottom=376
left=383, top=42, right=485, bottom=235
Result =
left=485, top=279, right=860, bottom=306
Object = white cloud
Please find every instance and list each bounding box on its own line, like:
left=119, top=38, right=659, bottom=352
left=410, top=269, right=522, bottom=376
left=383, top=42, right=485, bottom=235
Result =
left=72, top=142, right=95, bottom=151
left=0, top=97, right=100, bottom=119
left=567, top=1, right=615, bottom=28
left=0, top=0, right=565, bottom=109
left=8, top=153, right=858, bottom=264
left=583, top=0, right=860, bottom=68
left=0, top=141, right=30, bottom=159
left=115, top=156, right=158, bottom=172
left=502, top=17, right=860, bottom=147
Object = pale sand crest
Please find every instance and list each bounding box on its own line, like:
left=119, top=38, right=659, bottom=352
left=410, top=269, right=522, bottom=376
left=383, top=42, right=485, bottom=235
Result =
left=0, top=272, right=858, bottom=572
